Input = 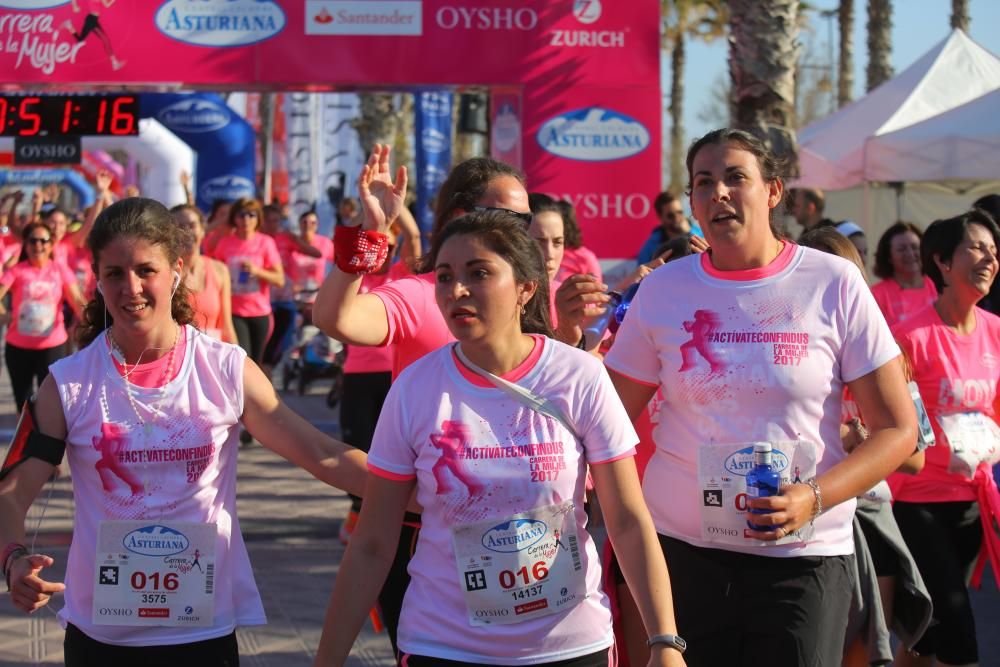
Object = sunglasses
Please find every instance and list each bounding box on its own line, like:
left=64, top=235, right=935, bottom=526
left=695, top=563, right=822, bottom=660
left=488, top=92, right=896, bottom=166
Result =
left=471, top=205, right=533, bottom=225
left=236, top=211, right=258, bottom=218
left=26, top=237, right=51, bottom=246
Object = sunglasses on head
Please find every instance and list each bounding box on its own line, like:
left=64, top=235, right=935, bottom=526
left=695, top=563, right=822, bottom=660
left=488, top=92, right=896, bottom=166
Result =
left=471, top=205, right=533, bottom=225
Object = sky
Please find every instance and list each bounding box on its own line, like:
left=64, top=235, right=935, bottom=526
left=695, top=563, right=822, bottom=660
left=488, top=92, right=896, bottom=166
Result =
left=668, top=0, right=1000, bottom=144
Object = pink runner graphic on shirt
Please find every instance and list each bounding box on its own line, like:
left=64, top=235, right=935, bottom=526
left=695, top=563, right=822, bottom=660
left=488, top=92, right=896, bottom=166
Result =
left=679, top=310, right=725, bottom=373
left=93, top=422, right=143, bottom=496
left=429, top=420, right=484, bottom=497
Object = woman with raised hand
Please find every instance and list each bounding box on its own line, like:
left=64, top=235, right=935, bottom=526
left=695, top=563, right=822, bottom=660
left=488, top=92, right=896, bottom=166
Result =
left=0, top=198, right=367, bottom=666
left=871, top=222, right=938, bottom=327
left=316, top=210, right=684, bottom=667
left=604, top=128, right=917, bottom=666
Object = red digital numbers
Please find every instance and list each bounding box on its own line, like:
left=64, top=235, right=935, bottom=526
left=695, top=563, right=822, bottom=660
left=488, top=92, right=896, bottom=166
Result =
left=111, top=96, right=136, bottom=135
left=19, top=97, right=41, bottom=136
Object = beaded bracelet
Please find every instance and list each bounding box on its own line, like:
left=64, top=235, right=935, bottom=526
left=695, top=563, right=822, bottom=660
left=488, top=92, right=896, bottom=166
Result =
left=805, top=478, right=823, bottom=522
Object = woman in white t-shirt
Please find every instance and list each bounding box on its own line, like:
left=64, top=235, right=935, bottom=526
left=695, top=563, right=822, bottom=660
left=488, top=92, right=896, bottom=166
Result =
left=0, top=198, right=368, bottom=666
left=604, top=128, right=917, bottom=667
left=316, top=210, right=685, bottom=667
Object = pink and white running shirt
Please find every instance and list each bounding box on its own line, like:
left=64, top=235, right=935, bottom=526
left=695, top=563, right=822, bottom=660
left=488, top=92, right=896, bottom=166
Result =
left=1, top=260, right=77, bottom=349
left=368, top=337, right=636, bottom=664
left=871, top=276, right=938, bottom=327
left=49, top=327, right=265, bottom=646
left=605, top=243, right=900, bottom=557
left=211, top=233, right=282, bottom=317
left=288, top=235, right=333, bottom=294
left=890, top=305, right=1000, bottom=503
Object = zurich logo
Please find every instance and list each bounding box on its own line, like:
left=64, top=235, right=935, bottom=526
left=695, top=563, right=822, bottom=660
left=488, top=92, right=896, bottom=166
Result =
left=155, top=0, right=287, bottom=48
left=572, top=0, right=601, bottom=24
left=157, top=99, right=230, bottom=133
left=481, top=519, right=547, bottom=553
left=537, top=107, right=650, bottom=162
left=200, top=175, right=256, bottom=202
left=123, top=525, right=190, bottom=557
left=723, top=446, right=790, bottom=477
left=421, top=128, right=448, bottom=155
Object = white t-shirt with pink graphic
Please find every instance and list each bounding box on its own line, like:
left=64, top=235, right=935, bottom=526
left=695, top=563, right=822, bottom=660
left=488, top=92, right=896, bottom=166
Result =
left=605, top=243, right=900, bottom=558
left=1, top=260, right=77, bottom=349
left=890, top=304, right=1000, bottom=503
left=49, top=326, right=266, bottom=646
left=368, top=336, right=636, bottom=664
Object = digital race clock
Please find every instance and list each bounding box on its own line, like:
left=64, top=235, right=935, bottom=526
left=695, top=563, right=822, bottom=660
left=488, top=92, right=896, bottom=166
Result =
left=0, top=95, right=139, bottom=137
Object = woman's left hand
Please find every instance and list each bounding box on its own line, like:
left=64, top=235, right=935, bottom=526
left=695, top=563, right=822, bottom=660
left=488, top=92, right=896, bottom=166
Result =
left=648, top=646, right=687, bottom=667
left=744, top=482, right=817, bottom=541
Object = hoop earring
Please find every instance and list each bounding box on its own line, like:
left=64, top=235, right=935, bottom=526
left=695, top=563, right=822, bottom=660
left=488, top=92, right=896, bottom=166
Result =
left=520, top=304, right=526, bottom=316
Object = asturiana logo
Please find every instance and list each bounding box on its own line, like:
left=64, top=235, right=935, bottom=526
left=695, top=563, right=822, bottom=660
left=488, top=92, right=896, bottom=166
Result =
left=155, top=0, right=287, bottom=47
left=421, top=127, right=448, bottom=154
left=537, top=107, right=650, bottom=162
left=123, top=525, right=190, bottom=557
left=481, top=518, right=547, bottom=553
left=200, top=175, right=256, bottom=202
left=724, top=445, right=790, bottom=477
left=157, top=99, right=230, bottom=133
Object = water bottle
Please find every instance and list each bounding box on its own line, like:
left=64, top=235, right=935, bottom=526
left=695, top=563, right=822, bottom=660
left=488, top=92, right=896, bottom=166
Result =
left=745, top=442, right=781, bottom=532
left=581, top=291, right=622, bottom=349
left=612, top=282, right=641, bottom=330
left=238, top=265, right=250, bottom=286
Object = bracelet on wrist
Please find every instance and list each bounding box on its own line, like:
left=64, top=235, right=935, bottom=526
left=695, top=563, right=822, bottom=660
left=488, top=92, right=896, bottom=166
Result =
left=2, top=542, right=29, bottom=592
left=806, top=478, right=823, bottom=522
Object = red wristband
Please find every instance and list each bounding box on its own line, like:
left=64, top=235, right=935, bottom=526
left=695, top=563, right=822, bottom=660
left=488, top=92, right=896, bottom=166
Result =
left=334, top=225, right=389, bottom=274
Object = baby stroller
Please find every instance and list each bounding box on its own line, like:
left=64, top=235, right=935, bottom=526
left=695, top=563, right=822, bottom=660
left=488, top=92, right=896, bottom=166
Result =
left=280, top=289, right=345, bottom=405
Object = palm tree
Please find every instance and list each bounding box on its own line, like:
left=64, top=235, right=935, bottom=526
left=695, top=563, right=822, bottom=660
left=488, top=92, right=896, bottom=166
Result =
left=837, top=0, right=854, bottom=107
left=866, top=0, right=893, bottom=92
left=728, top=0, right=801, bottom=174
left=352, top=93, right=402, bottom=156
left=661, top=0, right=727, bottom=193
left=950, top=0, right=970, bottom=32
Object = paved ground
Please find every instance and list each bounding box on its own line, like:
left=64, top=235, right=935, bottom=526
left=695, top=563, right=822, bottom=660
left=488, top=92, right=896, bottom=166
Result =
left=0, top=361, right=998, bottom=665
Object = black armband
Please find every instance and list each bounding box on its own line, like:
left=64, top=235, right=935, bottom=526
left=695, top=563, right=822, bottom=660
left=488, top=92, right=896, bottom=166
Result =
left=0, top=399, right=65, bottom=481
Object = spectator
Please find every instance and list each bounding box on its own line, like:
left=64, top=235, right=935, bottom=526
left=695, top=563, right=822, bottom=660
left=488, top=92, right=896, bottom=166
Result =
left=790, top=187, right=836, bottom=238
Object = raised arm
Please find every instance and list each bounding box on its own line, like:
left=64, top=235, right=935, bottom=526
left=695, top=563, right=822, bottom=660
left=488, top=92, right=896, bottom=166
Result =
left=67, top=171, right=113, bottom=248
left=313, top=144, right=406, bottom=346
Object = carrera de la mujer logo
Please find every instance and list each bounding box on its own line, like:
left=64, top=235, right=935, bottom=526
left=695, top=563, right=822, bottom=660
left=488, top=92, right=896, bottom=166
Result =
left=481, top=518, right=547, bottom=553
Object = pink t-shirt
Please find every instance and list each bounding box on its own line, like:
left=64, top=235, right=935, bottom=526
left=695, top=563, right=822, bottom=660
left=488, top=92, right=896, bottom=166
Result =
left=557, top=246, right=602, bottom=283
left=50, top=326, right=265, bottom=646
left=211, top=233, right=282, bottom=317
left=268, top=232, right=297, bottom=302
left=890, top=305, right=1000, bottom=503
left=372, top=273, right=456, bottom=379
left=288, top=235, right=333, bottom=294
left=368, top=336, right=636, bottom=664
left=605, top=243, right=900, bottom=558
left=344, top=273, right=394, bottom=375
left=871, top=276, right=938, bottom=327
left=1, top=260, right=77, bottom=349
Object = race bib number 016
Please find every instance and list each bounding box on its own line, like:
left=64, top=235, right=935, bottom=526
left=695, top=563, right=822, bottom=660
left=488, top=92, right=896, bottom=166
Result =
left=698, top=441, right=818, bottom=547
left=451, top=501, right=586, bottom=627
left=92, top=521, right=216, bottom=627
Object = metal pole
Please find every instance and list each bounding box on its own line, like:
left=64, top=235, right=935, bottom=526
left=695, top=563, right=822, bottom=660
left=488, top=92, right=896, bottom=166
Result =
left=261, top=93, right=275, bottom=204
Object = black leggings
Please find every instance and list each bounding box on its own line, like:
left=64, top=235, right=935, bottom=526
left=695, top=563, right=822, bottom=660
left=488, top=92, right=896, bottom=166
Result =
left=64, top=623, right=238, bottom=667
left=262, top=303, right=296, bottom=366
left=232, top=314, right=271, bottom=365
left=341, top=371, right=392, bottom=509
left=4, top=342, right=64, bottom=413
left=893, top=500, right=982, bottom=663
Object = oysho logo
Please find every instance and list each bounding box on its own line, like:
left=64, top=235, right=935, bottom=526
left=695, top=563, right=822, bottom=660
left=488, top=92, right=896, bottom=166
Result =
left=537, top=107, right=650, bottom=162
left=123, top=525, right=190, bottom=557
left=157, top=99, right=230, bottom=133
left=199, top=175, right=256, bottom=203
left=723, top=446, right=789, bottom=477
left=481, top=518, right=547, bottom=553
left=98, top=607, right=133, bottom=616
left=420, top=127, right=448, bottom=154
left=435, top=6, right=538, bottom=31
left=572, top=0, right=601, bottom=24
left=155, top=0, right=287, bottom=47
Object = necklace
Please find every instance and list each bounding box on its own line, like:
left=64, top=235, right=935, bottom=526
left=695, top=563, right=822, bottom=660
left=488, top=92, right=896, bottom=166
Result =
left=109, top=323, right=181, bottom=434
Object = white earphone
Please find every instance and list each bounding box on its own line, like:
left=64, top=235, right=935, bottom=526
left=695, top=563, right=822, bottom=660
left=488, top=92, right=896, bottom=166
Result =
left=96, top=281, right=104, bottom=295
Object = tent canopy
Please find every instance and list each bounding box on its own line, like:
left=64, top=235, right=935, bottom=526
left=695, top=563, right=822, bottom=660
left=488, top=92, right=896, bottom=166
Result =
left=796, top=29, right=1000, bottom=191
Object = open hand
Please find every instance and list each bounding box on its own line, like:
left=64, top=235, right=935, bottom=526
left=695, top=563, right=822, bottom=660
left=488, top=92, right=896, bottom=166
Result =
left=358, top=144, right=407, bottom=233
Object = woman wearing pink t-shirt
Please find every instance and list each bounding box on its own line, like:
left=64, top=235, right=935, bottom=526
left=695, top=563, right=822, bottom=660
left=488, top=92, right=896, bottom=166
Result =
left=871, top=222, right=938, bottom=327
left=890, top=210, right=1000, bottom=667
left=0, top=198, right=367, bottom=665
left=210, top=198, right=284, bottom=364
left=0, top=222, right=85, bottom=412
left=605, top=129, right=917, bottom=666
left=317, top=210, right=684, bottom=667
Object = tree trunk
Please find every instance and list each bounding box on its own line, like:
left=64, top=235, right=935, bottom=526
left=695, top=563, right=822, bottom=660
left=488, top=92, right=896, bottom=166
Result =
left=866, top=0, right=893, bottom=92
left=352, top=93, right=400, bottom=155
left=950, top=0, right=970, bottom=32
left=669, top=32, right=686, bottom=194
left=728, top=0, right=800, bottom=175
left=837, top=0, right=854, bottom=108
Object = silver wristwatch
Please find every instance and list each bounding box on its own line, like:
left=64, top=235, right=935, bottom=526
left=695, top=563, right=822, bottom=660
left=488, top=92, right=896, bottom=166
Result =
left=647, top=633, right=687, bottom=654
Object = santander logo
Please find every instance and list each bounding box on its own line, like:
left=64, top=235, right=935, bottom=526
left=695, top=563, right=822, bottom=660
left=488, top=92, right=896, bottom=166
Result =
left=314, top=8, right=333, bottom=24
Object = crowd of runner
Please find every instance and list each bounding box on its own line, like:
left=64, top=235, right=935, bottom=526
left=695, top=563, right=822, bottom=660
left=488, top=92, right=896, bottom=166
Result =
left=0, top=129, right=998, bottom=667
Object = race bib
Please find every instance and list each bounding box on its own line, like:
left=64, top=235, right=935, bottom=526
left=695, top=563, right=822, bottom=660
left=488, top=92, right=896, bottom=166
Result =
left=17, top=300, right=56, bottom=338
left=938, top=412, right=1000, bottom=479
left=451, top=501, right=586, bottom=626
left=698, top=441, right=819, bottom=547
left=92, top=521, right=215, bottom=627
